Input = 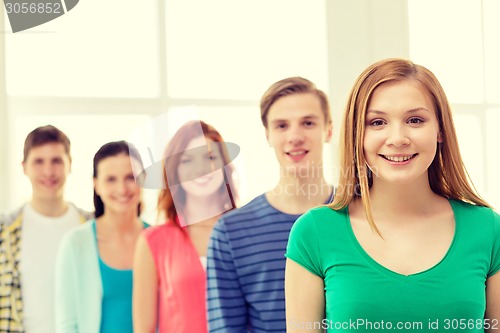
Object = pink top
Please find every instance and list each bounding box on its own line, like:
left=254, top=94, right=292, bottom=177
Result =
left=143, top=222, right=207, bottom=333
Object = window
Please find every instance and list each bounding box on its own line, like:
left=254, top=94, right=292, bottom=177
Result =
left=408, top=0, right=500, bottom=208
left=2, top=0, right=330, bottom=218
left=4, top=0, right=160, bottom=97
left=165, top=0, right=329, bottom=100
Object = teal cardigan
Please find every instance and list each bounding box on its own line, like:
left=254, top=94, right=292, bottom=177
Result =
left=55, top=221, right=102, bottom=333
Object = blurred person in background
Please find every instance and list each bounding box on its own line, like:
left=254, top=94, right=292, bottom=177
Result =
left=207, top=77, right=334, bottom=333
left=0, top=125, right=90, bottom=333
left=55, top=141, right=148, bottom=333
left=133, top=120, right=238, bottom=333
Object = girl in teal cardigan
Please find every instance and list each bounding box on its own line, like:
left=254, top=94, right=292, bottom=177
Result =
left=55, top=141, right=149, bottom=333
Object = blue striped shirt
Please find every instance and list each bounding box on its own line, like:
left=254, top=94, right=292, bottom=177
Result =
left=207, top=192, right=333, bottom=333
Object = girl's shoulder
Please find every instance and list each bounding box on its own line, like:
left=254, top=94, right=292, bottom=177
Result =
left=142, top=220, right=185, bottom=243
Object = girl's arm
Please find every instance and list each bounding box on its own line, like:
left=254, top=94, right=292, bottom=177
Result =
left=133, top=234, right=158, bottom=333
left=285, top=258, right=325, bottom=333
left=486, top=272, right=500, bottom=333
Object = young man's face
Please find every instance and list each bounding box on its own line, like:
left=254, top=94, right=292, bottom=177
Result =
left=23, top=143, right=71, bottom=201
left=265, top=93, right=332, bottom=177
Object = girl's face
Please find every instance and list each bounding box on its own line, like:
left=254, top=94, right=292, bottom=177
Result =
left=94, top=153, right=142, bottom=215
left=363, top=79, right=442, bottom=188
left=177, top=136, right=225, bottom=199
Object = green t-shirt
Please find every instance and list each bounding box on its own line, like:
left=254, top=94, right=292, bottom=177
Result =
left=286, top=200, right=500, bottom=332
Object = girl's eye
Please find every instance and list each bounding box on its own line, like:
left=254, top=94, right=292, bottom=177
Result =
left=408, top=117, right=424, bottom=124
left=304, top=121, right=315, bottom=127
left=276, top=123, right=287, bottom=129
left=180, top=159, right=191, bottom=164
left=208, top=154, right=218, bottom=160
left=369, top=119, right=385, bottom=126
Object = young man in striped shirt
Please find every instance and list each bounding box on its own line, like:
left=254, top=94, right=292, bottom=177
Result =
left=207, top=77, right=334, bottom=332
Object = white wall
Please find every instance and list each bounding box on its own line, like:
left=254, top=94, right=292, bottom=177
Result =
left=326, top=0, right=410, bottom=184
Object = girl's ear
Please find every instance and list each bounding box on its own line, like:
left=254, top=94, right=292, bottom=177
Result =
left=93, top=178, right=99, bottom=196
left=437, top=132, right=443, bottom=143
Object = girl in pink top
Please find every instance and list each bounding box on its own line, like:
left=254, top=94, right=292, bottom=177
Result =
left=133, top=121, right=238, bottom=333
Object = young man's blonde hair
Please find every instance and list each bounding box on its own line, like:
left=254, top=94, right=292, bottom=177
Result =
left=260, top=77, right=332, bottom=128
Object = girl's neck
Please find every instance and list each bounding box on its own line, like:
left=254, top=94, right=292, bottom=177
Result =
left=187, top=214, right=220, bottom=229
left=182, top=194, right=227, bottom=226
left=97, top=210, right=141, bottom=233
left=367, top=180, right=445, bottom=218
